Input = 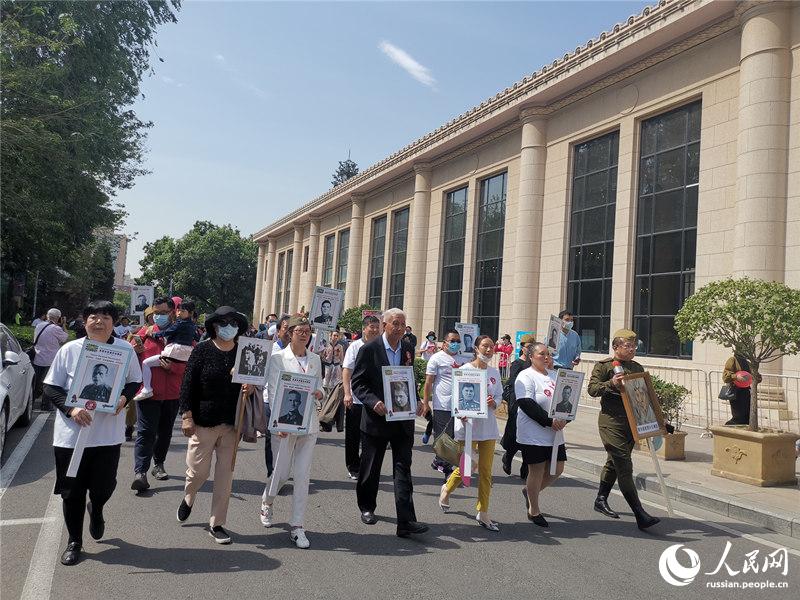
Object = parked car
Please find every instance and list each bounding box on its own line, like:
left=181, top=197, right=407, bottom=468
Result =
left=0, top=323, right=35, bottom=462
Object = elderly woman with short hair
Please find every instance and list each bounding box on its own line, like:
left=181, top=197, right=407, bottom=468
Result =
left=260, top=315, right=324, bottom=549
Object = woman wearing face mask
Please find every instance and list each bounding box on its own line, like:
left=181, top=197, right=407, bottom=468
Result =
left=418, top=331, right=437, bottom=361
left=176, top=306, right=250, bottom=545
left=438, top=335, right=503, bottom=531
left=514, top=343, right=568, bottom=527
left=422, top=330, right=468, bottom=477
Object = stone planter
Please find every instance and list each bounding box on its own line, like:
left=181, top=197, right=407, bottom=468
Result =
left=633, top=431, right=687, bottom=460
left=710, top=426, right=800, bottom=487
left=660, top=431, right=687, bottom=461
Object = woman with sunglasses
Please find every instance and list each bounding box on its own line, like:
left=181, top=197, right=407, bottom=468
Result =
left=259, top=315, right=324, bottom=549
left=176, top=306, right=250, bottom=545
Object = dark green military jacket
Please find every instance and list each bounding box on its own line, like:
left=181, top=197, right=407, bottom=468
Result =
left=587, top=357, right=644, bottom=417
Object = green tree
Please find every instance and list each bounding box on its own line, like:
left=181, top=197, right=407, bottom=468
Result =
left=331, top=155, right=359, bottom=187
left=338, top=303, right=378, bottom=335
left=674, top=277, right=800, bottom=431
left=137, top=221, right=258, bottom=315
left=0, top=0, right=180, bottom=317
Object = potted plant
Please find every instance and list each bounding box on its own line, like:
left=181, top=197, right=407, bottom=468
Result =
left=675, top=277, right=800, bottom=486
left=650, top=374, right=689, bottom=460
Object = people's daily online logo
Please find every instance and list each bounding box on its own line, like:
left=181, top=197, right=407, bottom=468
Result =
left=659, top=544, right=701, bottom=586
left=658, top=542, right=789, bottom=589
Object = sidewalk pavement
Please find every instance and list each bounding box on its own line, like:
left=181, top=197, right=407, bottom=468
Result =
left=496, top=406, right=800, bottom=539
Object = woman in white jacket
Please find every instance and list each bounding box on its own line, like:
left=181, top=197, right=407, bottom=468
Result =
left=259, top=315, right=324, bottom=549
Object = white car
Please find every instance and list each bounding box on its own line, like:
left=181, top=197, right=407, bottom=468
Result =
left=0, top=323, right=35, bottom=462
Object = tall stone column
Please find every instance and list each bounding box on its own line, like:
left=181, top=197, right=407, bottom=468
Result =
left=263, top=238, right=277, bottom=315
left=253, top=242, right=266, bottom=322
left=344, top=195, right=365, bottom=310
left=512, top=111, right=548, bottom=333
left=290, top=225, right=304, bottom=312
left=733, top=1, right=790, bottom=282
left=299, top=219, right=321, bottom=311
left=404, top=163, right=432, bottom=330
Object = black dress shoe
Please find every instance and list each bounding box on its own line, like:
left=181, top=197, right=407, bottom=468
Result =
left=501, top=452, right=512, bottom=475
left=528, top=513, right=550, bottom=527
left=360, top=511, right=377, bottom=525
left=632, top=505, right=661, bottom=530
left=87, top=502, right=105, bottom=540
left=60, top=542, right=82, bottom=566
left=593, top=495, right=620, bottom=519
left=396, top=521, right=429, bottom=538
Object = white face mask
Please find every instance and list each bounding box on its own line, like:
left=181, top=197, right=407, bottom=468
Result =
left=476, top=352, right=491, bottom=364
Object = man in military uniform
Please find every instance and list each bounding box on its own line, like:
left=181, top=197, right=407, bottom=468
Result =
left=587, top=329, right=660, bottom=530
left=279, top=390, right=304, bottom=425
left=80, top=364, right=112, bottom=403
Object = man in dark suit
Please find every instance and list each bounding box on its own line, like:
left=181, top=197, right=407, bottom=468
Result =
left=351, top=308, right=428, bottom=538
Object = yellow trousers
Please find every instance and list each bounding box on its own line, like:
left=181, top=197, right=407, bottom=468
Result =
left=445, top=439, right=496, bottom=512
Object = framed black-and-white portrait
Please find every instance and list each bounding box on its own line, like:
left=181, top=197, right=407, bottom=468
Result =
left=269, top=371, right=318, bottom=434
left=232, top=338, right=273, bottom=386
left=130, top=285, right=154, bottom=322
left=455, top=322, right=480, bottom=354
left=545, top=315, right=563, bottom=355
left=309, top=286, right=344, bottom=332
left=66, top=340, right=134, bottom=413
left=381, top=366, right=417, bottom=421
left=451, top=368, right=488, bottom=419
left=548, top=369, right=584, bottom=421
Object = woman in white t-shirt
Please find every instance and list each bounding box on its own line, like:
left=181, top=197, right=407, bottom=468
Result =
left=438, top=335, right=503, bottom=532
left=513, top=342, right=568, bottom=528
left=43, top=301, right=142, bottom=566
left=418, top=331, right=437, bottom=361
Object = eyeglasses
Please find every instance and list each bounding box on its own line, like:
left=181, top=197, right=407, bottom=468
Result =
left=217, top=318, right=238, bottom=326
left=293, top=328, right=311, bottom=336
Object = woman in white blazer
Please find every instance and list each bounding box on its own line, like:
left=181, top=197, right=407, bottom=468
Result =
left=259, top=315, right=324, bottom=549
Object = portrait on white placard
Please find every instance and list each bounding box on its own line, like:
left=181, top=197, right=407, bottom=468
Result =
left=232, top=338, right=272, bottom=385
left=451, top=368, right=488, bottom=419
left=309, top=286, right=344, bottom=332
left=548, top=369, right=585, bottom=421
left=381, top=366, right=417, bottom=421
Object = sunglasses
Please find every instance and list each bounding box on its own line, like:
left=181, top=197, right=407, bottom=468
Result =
left=217, top=318, right=239, bottom=327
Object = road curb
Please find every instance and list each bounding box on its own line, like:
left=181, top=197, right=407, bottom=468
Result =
left=565, top=452, right=799, bottom=539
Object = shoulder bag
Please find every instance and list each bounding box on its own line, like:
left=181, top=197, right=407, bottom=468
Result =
left=433, top=416, right=461, bottom=465
left=718, top=357, right=739, bottom=401
left=25, top=323, right=52, bottom=362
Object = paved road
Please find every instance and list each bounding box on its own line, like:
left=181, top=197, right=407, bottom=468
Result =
left=1, top=411, right=798, bottom=600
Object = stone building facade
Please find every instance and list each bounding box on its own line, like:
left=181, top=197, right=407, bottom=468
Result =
left=252, top=0, right=800, bottom=379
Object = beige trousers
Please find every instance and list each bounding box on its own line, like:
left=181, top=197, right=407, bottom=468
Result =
left=184, top=424, right=237, bottom=527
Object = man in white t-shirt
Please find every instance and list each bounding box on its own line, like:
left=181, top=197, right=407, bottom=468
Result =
left=421, top=329, right=470, bottom=476
left=42, top=300, right=142, bottom=567
left=341, top=314, right=381, bottom=479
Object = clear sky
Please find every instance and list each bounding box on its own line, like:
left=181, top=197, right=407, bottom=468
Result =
left=119, top=0, right=650, bottom=276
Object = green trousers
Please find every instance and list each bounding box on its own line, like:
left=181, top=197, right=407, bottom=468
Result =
left=597, top=412, right=637, bottom=495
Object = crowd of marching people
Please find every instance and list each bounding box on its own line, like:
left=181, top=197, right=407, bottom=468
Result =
left=32, top=295, right=671, bottom=567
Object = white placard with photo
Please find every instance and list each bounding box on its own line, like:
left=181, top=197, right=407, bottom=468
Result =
left=130, top=285, right=154, bottom=321
left=548, top=369, right=585, bottom=421
left=545, top=315, right=563, bottom=354
left=269, top=371, right=318, bottom=434
left=455, top=323, right=480, bottom=354
left=381, top=366, right=417, bottom=421
left=451, top=368, right=488, bottom=419
left=311, top=329, right=330, bottom=354
left=309, top=286, right=344, bottom=332
left=232, top=338, right=273, bottom=385
left=66, top=340, right=134, bottom=414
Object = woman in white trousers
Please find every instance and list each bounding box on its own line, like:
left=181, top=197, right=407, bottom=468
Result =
left=260, top=315, right=324, bottom=549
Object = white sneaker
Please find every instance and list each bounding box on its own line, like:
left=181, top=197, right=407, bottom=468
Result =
left=290, top=528, right=310, bottom=549
left=260, top=502, right=273, bottom=527
left=133, top=389, right=153, bottom=402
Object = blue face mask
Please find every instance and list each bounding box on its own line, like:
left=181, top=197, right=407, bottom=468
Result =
left=448, top=342, right=461, bottom=354
left=153, top=314, right=170, bottom=328
left=564, top=321, right=574, bottom=330
left=216, top=324, right=238, bottom=341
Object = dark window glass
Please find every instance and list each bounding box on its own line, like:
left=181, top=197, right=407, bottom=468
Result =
left=302, top=246, right=309, bottom=273
left=439, top=187, right=468, bottom=336
left=473, top=173, right=507, bottom=340
left=283, top=249, right=293, bottom=315
left=336, top=229, right=349, bottom=292
left=275, top=252, right=285, bottom=315
left=634, top=101, right=700, bottom=357
left=567, top=131, right=619, bottom=353
left=368, top=216, right=387, bottom=308
left=388, top=208, right=409, bottom=308
left=322, top=235, right=335, bottom=287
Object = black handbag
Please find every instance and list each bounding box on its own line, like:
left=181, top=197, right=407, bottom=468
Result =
left=718, top=384, right=736, bottom=401
left=25, top=323, right=52, bottom=362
